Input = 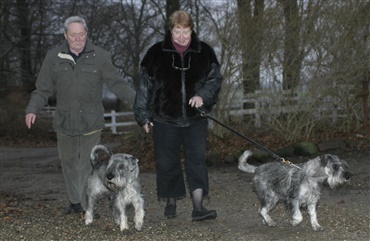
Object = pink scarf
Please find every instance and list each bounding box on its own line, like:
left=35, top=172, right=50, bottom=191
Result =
left=172, top=38, right=191, bottom=57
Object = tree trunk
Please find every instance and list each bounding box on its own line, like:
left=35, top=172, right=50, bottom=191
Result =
left=237, top=0, right=264, bottom=94
left=16, top=0, right=32, bottom=86
left=362, top=71, right=369, bottom=129
left=165, top=0, right=180, bottom=31
left=280, top=0, right=300, bottom=90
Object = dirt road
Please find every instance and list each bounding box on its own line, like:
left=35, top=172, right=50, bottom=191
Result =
left=0, top=146, right=369, bottom=241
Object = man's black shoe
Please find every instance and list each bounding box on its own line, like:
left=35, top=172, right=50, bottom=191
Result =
left=192, top=208, right=217, bottom=221
left=164, top=204, right=176, bottom=219
left=64, top=203, right=83, bottom=214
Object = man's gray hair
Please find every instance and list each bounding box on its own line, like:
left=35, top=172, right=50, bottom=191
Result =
left=64, top=16, right=88, bottom=32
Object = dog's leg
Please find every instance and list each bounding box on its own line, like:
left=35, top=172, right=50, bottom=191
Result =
left=259, top=208, right=277, bottom=227
left=132, top=196, right=145, bottom=231
left=290, top=200, right=303, bottom=227
left=308, top=203, right=324, bottom=231
left=114, top=196, right=129, bottom=231
left=119, top=209, right=129, bottom=231
left=258, top=196, right=278, bottom=227
left=85, top=192, right=96, bottom=225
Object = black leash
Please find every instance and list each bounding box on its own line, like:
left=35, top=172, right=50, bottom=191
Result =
left=197, top=108, right=302, bottom=170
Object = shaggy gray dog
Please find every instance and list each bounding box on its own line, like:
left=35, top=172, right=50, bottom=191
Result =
left=238, top=150, right=351, bottom=231
left=85, top=144, right=144, bottom=231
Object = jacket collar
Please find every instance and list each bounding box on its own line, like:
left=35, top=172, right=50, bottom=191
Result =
left=162, top=30, right=201, bottom=53
left=59, top=39, right=94, bottom=54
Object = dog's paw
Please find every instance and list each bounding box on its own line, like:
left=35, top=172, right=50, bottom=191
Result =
left=263, top=219, right=277, bottom=227
left=135, top=224, right=143, bottom=231
left=312, top=223, right=324, bottom=232
left=85, top=212, right=93, bottom=225
left=120, top=223, right=129, bottom=231
left=135, top=220, right=144, bottom=231
left=290, top=219, right=302, bottom=227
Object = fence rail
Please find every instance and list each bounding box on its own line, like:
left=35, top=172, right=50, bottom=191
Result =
left=227, top=88, right=359, bottom=127
left=104, top=110, right=136, bottom=134
left=41, top=87, right=360, bottom=132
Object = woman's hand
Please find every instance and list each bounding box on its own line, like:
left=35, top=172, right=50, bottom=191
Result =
left=143, top=122, right=154, bottom=133
left=189, top=96, right=204, bottom=108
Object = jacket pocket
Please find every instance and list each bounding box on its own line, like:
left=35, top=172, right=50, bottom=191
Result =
left=80, top=109, right=105, bottom=132
left=53, top=108, right=69, bottom=131
left=53, top=62, right=72, bottom=79
left=80, top=58, right=100, bottom=90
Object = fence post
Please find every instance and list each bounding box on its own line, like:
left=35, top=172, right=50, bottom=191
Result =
left=111, top=110, right=117, bottom=134
left=255, top=100, right=261, bottom=128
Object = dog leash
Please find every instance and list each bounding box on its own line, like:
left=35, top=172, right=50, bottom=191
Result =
left=196, top=108, right=302, bottom=170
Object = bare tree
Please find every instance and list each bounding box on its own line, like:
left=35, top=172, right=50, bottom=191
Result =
left=1, top=0, right=368, bottom=139
left=165, top=0, right=180, bottom=31
left=278, top=0, right=302, bottom=90
left=237, top=0, right=264, bottom=94
left=1, top=0, right=61, bottom=87
left=105, top=0, right=164, bottom=89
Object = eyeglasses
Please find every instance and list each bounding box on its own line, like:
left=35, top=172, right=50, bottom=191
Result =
left=172, top=30, right=192, bottom=37
left=172, top=55, right=191, bottom=71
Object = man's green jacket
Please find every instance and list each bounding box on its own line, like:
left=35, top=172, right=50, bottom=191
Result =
left=26, top=39, right=129, bottom=136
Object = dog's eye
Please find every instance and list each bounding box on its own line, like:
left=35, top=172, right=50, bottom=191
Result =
left=333, top=164, right=339, bottom=171
left=118, top=164, right=125, bottom=170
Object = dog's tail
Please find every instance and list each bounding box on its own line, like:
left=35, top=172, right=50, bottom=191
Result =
left=90, top=144, right=113, bottom=167
left=238, top=150, right=256, bottom=173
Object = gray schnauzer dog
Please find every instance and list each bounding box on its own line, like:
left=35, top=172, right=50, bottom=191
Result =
left=85, top=144, right=145, bottom=231
left=238, top=150, right=351, bottom=231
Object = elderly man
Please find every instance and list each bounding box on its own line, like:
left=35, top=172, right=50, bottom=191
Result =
left=25, top=16, right=129, bottom=215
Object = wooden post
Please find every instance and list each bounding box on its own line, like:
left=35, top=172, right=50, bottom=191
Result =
left=111, top=110, right=117, bottom=134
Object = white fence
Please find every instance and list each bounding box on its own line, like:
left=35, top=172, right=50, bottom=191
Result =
left=227, top=89, right=351, bottom=127
left=41, top=87, right=358, bottom=133
left=104, top=110, right=136, bottom=134
left=40, top=107, right=136, bottom=134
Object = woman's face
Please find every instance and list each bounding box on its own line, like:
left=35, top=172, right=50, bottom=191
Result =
left=171, top=26, right=192, bottom=46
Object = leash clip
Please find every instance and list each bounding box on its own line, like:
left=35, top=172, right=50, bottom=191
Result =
left=280, top=158, right=303, bottom=170
left=196, top=107, right=207, bottom=117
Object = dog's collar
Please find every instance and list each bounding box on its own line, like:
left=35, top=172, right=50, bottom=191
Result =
left=280, top=158, right=303, bottom=170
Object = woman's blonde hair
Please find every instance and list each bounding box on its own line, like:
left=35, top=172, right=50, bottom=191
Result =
left=169, top=10, right=194, bottom=30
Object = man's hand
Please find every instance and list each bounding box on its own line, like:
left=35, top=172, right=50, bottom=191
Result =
left=25, top=113, right=37, bottom=129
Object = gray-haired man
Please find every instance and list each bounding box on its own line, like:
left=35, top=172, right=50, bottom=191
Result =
left=25, top=16, right=129, bottom=215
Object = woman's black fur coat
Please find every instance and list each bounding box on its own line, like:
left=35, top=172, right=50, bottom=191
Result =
left=134, top=31, right=222, bottom=127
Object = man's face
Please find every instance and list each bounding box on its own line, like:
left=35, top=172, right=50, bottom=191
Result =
left=64, top=22, right=87, bottom=55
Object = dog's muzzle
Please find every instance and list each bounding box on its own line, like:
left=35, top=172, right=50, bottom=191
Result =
left=344, top=171, right=352, bottom=181
left=105, top=172, right=118, bottom=189
left=107, top=172, right=114, bottom=181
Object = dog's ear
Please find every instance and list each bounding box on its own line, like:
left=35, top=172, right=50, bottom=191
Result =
left=97, top=150, right=111, bottom=162
left=320, top=154, right=337, bottom=167
left=90, top=145, right=113, bottom=166
left=129, top=157, right=139, bottom=181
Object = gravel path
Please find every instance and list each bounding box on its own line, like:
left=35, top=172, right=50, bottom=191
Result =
left=0, top=146, right=369, bottom=241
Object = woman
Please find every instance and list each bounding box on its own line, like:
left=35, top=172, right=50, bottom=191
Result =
left=134, top=10, right=222, bottom=221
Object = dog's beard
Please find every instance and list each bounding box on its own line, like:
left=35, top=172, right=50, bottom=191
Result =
left=327, top=175, right=349, bottom=189
left=105, top=178, right=127, bottom=193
